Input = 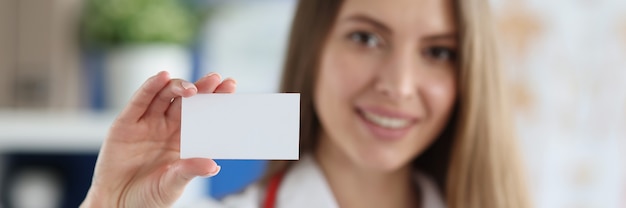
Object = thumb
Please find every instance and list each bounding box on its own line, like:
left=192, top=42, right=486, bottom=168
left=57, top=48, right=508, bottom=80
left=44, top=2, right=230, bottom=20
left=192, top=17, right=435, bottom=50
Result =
left=162, top=158, right=220, bottom=198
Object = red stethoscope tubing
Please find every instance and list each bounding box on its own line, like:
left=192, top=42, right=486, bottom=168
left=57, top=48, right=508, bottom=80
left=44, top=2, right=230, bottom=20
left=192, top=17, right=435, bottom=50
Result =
left=263, top=172, right=285, bottom=208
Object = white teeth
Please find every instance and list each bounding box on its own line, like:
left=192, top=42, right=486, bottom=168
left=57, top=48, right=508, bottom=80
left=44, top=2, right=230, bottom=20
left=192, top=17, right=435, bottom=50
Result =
left=362, top=111, right=411, bottom=129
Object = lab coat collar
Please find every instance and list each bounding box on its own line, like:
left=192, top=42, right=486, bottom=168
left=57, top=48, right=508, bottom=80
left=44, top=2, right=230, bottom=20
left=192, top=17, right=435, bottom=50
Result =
left=277, top=155, right=446, bottom=208
left=277, top=155, right=339, bottom=207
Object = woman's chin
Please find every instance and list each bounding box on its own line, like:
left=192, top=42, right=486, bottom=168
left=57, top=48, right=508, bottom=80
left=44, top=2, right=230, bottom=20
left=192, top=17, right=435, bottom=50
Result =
left=353, top=148, right=411, bottom=173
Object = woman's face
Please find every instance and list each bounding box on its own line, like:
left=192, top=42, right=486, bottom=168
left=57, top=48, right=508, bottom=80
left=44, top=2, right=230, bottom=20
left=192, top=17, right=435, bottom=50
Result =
left=315, top=0, right=458, bottom=172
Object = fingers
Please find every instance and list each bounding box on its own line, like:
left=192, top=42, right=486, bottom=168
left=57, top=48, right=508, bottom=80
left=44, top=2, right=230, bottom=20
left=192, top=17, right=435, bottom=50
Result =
left=144, top=79, right=198, bottom=117
left=214, top=78, right=237, bottom=93
left=164, top=72, right=225, bottom=119
left=167, top=78, right=236, bottom=119
left=162, top=158, right=220, bottom=198
left=122, top=72, right=236, bottom=121
left=118, top=71, right=170, bottom=122
left=195, top=73, right=222, bottom=93
left=165, top=97, right=182, bottom=121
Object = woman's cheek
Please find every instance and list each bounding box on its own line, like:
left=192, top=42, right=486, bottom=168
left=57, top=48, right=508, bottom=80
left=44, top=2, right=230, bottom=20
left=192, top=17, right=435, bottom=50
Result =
left=325, top=45, right=374, bottom=99
left=424, top=77, right=457, bottom=117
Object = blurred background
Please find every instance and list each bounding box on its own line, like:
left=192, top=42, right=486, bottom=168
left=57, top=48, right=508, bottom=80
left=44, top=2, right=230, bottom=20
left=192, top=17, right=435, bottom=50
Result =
left=0, top=0, right=623, bottom=207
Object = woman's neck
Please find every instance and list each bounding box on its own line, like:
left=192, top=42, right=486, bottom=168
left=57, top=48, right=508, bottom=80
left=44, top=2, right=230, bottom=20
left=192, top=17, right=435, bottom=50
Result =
left=314, top=135, right=420, bottom=208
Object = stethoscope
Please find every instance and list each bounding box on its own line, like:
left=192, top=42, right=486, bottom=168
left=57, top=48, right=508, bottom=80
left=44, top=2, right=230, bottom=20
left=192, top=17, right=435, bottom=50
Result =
left=262, top=172, right=285, bottom=208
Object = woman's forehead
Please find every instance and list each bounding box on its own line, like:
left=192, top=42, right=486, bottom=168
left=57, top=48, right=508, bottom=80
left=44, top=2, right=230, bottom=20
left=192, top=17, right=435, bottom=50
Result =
left=337, top=0, right=457, bottom=35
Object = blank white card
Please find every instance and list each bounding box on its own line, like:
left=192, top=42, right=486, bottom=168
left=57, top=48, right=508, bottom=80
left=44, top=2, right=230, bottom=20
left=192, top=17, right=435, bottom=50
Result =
left=180, top=93, right=300, bottom=160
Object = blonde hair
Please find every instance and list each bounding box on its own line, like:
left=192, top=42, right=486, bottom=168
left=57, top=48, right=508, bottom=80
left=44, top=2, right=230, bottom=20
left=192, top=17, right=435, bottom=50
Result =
left=264, top=0, right=531, bottom=207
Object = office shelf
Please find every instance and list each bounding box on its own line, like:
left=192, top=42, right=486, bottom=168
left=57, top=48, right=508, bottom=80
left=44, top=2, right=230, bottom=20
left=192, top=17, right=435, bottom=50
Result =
left=0, top=110, right=116, bottom=153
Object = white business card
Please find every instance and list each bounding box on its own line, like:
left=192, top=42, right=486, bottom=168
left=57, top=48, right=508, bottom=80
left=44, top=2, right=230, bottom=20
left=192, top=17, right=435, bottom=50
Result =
left=180, top=93, right=300, bottom=160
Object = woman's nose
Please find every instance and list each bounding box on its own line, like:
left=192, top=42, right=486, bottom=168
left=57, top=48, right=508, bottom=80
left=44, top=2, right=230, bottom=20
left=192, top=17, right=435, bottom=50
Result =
left=374, top=49, right=418, bottom=101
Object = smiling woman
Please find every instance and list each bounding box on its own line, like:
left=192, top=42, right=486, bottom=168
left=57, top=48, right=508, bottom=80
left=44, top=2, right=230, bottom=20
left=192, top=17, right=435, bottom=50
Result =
left=268, top=0, right=530, bottom=207
left=80, top=0, right=530, bottom=207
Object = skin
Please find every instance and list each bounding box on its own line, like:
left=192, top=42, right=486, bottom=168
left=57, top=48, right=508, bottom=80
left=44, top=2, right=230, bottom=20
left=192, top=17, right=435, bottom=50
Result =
left=81, top=72, right=235, bottom=207
left=81, top=0, right=456, bottom=207
left=314, top=0, right=458, bottom=207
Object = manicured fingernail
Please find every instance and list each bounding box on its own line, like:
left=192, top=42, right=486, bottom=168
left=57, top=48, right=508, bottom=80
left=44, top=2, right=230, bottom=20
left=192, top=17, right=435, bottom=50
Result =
left=227, top=78, right=237, bottom=85
left=203, top=72, right=217, bottom=78
left=207, top=165, right=221, bottom=177
left=181, top=81, right=196, bottom=90
left=204, top=73, right=222, bottom=81
left=153, top=71, right=165, bottom=79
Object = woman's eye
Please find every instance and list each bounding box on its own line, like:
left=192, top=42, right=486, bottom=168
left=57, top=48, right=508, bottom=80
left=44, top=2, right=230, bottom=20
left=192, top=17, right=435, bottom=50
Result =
left=425, top=46, right=457, bottom=62
left=349, top=31, right=380, bottom=48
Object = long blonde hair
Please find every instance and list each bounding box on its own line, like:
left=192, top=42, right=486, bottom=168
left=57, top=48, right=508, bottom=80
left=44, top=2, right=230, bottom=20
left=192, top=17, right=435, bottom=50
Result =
left=264, top=0, right=531, bottom=207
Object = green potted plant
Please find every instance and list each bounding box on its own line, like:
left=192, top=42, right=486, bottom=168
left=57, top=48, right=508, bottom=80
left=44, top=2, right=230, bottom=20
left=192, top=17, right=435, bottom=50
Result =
left=81, top=0, right=201, bottom=109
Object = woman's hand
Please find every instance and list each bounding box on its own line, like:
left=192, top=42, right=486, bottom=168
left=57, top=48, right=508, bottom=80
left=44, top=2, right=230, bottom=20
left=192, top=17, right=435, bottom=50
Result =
left=81, top=71, right=237, bottom=208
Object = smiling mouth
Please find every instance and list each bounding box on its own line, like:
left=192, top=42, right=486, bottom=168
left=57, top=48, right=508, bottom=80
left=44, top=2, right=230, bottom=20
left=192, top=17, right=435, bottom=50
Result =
left=361, top=110, right=412, bottom=129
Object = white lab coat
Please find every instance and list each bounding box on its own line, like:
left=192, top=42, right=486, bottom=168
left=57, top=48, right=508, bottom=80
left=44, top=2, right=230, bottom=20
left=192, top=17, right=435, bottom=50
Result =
left=190, top=155, right=446, bottom=208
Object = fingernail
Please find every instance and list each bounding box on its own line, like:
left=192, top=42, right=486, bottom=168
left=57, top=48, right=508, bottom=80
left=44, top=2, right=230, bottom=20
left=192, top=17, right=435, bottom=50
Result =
left=206, top=165, right=221, bottom=177
left=181, top=81, right=196, bottom=90
left=227, top=78, right=237, bottom=85
left=203, top=72, right=222, bottom=81
left=203, top=72, right=217, bottom=78
left=153, top=71, right=167, bottom=79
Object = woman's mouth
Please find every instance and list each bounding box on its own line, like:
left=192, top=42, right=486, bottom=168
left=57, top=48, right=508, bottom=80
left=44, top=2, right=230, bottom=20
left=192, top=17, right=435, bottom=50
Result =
left=361, top=110, right=411, bottom=129
left=356, top=107, right=419, bottom=141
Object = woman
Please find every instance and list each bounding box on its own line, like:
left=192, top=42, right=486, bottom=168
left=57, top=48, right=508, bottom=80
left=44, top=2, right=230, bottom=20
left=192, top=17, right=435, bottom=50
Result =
left=81, top=0, right=530, bottom=207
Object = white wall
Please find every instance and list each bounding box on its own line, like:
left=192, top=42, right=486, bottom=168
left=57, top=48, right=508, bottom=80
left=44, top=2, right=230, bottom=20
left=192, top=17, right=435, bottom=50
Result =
left=201, top=0, right=296, bottom=93
left=492, top=0, right=626, bottom=207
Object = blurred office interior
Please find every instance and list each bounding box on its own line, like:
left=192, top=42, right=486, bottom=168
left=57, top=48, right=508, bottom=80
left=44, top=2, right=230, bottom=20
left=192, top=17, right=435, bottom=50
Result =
left=0, top=0, right=624, bottom=207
